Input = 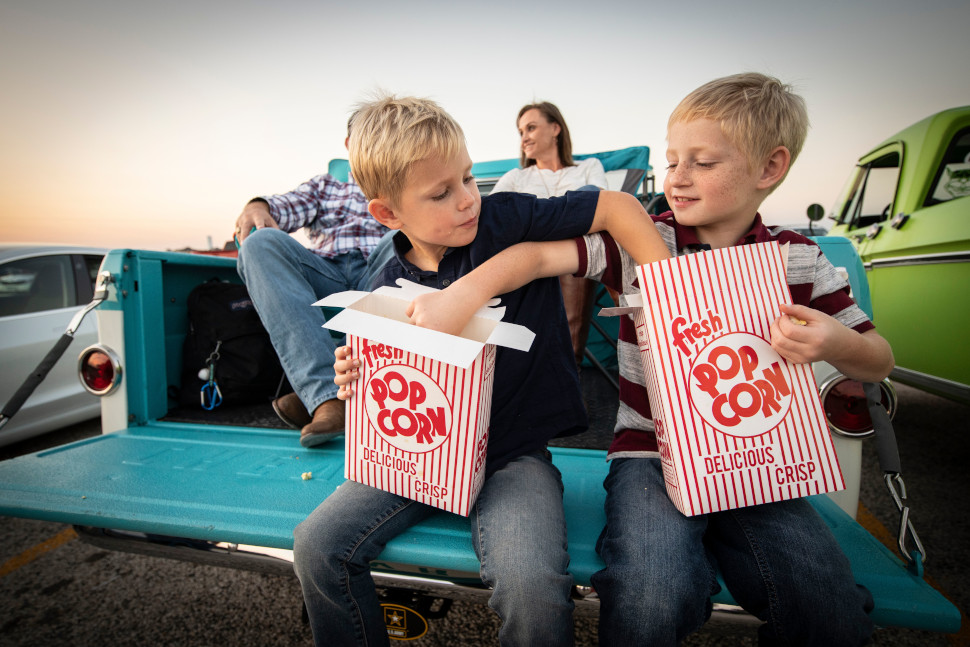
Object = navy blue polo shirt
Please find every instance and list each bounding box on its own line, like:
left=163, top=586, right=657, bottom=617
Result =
left=369, top=190, right=598, bottom=475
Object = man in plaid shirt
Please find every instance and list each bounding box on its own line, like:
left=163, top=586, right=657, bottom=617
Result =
left=234, top=114, right=390, bottom=447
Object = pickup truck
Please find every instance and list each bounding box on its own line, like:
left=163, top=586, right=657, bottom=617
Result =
left=0, top=147, right=960, bottom=641
left=824, top=106, right=970, bottom=404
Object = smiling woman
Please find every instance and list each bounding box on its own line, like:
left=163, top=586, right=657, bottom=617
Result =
left=491, top=102, right=607, bottom=198
left=489, top=101, right=608, bottom=367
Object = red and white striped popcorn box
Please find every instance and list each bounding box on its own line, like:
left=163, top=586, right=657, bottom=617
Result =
left=314, top=279, right=535, bottom=516
left=608, top=242, right=844, bottom=516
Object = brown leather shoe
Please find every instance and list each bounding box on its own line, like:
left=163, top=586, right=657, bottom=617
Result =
left=272, top=392, right=312, bottom=429
left=300, top=399, right=345, bottom=448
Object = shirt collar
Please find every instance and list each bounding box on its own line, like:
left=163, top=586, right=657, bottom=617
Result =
left=391, top=231, right=415, bottom=269
left=666, top=213, right=769, bottom=252
left=390, top=232, right=456, bottom=278
left=743, top=214, right=773, bottom=244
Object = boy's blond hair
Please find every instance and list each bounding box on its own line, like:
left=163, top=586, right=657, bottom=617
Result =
left=349, top=94, right=466, bottom=205
left=669, top=72, right=809, bottom=188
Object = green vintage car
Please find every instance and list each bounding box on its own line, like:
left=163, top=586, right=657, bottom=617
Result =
left=825, top=106, right=970, bottom=404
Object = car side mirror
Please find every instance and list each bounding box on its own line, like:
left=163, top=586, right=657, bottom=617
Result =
left=806, top=203, right=826, bottom=222
left=806, top=203, right=826, bottom=236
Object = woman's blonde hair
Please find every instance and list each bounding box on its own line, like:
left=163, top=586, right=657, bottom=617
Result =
left=350, top=94, right=466, bottom=204
left=669, top=72, right=809, bottom=182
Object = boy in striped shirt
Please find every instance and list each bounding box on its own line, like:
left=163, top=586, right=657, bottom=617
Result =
left=396, top=73, right=892, bottom=645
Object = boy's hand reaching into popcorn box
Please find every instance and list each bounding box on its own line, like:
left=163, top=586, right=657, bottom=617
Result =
left=333, top=280, right=500, bottom=400
left=405, top=285, right=482, bottom=337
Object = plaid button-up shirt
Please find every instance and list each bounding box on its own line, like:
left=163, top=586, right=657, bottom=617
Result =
left=261, top=174, right=388, bottom=259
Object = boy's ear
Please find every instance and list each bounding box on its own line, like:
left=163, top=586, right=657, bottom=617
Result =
left=756, top=146, right=792, bottom=190
left=368, top=198, right=403, bottom=230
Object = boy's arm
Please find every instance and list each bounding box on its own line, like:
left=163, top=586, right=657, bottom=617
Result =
left=771, top=303, right=895, bottom=382
left=405, top=239, right=580, bottom=335
left=406, top=192, right=672, bottom=335
left=588, top=191, right=671, bottom=265
left=334, top=241, right=574, bottom=397
left=336, top=239, right=580, bottom=398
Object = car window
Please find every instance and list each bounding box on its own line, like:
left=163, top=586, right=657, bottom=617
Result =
left=0, top=255, right=77, bottom=317
left=82, top=255, right=102, bottom=291
left=839, top=152, right=901, bottom=230
left=925, top=127, right=970, bottom=207
left=74, top=253, right=104, bottom=303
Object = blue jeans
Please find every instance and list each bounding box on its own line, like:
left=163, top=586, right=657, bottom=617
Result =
left=591, top=458, right=874, bottom=646
left=293, top=450, right=575, bottom=647
left=237, top=228, right=393, bottom=413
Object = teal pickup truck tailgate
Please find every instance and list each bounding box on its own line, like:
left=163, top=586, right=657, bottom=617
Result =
left=0, top=424, right=606, bottom=580
left=0, top=424, right=959, bottom=633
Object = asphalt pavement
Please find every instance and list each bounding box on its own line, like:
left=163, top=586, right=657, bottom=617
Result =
left=0, top=382, right=967, bottom=646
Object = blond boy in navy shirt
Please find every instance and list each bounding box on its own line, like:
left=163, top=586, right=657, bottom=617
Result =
left=295, top=94, right=670, bottom=647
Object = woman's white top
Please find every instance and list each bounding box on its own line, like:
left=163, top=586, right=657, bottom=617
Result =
left=489, top=157, right=607, bottom=198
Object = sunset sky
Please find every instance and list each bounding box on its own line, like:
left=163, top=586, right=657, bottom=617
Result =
left=2, top=0, right=968, bottom=252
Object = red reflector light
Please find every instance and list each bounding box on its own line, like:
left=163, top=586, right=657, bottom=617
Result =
left=823, top=380, right=870, bottom=435
left=82, top=351, right=113, bottom=390
left=78, top=346, right=121, bottom=395
left=821, top=377, right=895, bottom=437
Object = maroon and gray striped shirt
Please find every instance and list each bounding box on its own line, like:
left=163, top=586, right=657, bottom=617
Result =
left=576, top=212, right=874, bottom=458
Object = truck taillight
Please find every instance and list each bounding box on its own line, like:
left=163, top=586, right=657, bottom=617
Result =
left=78, top=345, right=122, bottom=396
left=819, top=375, right=896, bottom=438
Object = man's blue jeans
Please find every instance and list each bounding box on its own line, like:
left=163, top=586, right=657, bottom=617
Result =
left=237, top=228, right=389, bottom=414
left=293, top=450, right=575, bottom=647
left=591, top=457, right=874, bottom=646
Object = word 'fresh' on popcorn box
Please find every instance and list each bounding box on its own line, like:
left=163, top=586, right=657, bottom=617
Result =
left=314, top=279, right=535, bottom=516
left=603, top=241, right=844, bottom=516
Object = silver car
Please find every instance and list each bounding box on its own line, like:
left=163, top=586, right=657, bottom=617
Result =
left=0, top=244, right=107, bottom=447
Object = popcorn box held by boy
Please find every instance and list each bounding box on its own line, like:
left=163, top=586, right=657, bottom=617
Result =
left=604, top=242, right=844, bottom=516
left=315, top=279, right=535, bottom=516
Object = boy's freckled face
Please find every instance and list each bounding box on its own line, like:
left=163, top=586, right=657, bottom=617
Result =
left=664, top=118, right=766, bottom=242
left=394, top=146, right=482, bottom=257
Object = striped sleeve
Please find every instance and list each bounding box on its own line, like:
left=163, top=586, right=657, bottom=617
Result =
left=782, top=234, right=874, bottom=334
left=579, top=231, right=660, bottom=451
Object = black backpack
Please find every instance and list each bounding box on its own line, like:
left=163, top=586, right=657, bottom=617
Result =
left=178, top=279, right=285, bottom=409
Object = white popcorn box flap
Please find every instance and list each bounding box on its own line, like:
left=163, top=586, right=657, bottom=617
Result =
left=315, top=278, right=534, bottom=368
left=608, top=242, right=844, bottom=515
